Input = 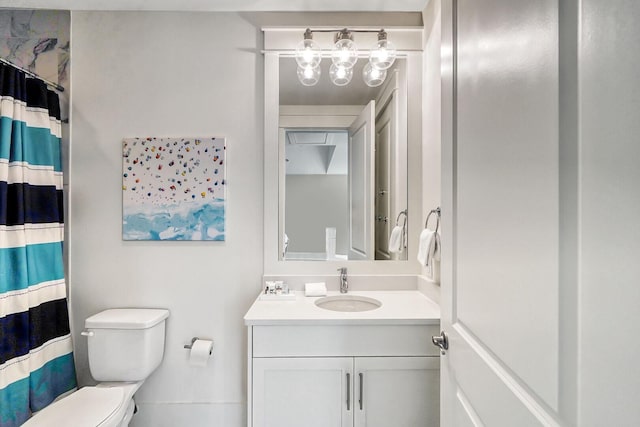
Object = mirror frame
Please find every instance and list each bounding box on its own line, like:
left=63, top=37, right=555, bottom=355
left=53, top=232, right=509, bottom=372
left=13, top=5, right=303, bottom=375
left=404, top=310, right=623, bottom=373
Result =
left=263, top=28, right=424, bottom=276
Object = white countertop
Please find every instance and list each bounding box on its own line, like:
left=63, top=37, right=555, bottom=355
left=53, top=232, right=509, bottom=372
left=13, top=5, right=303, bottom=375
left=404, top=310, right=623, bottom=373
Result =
left=244, top=290, right=440, bottom=326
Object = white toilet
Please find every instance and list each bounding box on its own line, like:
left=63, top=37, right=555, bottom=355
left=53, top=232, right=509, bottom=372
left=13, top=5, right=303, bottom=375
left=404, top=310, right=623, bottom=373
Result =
left=24, top=308, right=170, bottom=427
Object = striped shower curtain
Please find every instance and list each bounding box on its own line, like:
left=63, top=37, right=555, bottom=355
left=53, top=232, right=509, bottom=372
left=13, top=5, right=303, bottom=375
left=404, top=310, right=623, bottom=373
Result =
left=0, top=63, right=76, bottom=426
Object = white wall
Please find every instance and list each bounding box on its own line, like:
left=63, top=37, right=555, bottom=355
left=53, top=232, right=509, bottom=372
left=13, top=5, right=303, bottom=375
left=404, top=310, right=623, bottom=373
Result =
left=285, top=174, right=348, bottom=255
left=70, top=12, right=264, bottom=426
left=421, top=0, right=441, bottom=281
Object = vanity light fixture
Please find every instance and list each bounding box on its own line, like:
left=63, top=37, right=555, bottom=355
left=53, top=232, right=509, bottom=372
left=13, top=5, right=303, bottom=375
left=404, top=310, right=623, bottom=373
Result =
left=331, top=29, right=358, bottom=69
left=329, top=63, right=353, bottom=86
left=294, top=28, right=397, bottom=88
left=294, top=29, right=322, bottom=69
left=297, top=64, right=321, bottom=86
left=362, top=62, right=387, bottom=87
left=369, top=30, right=397, bottom=70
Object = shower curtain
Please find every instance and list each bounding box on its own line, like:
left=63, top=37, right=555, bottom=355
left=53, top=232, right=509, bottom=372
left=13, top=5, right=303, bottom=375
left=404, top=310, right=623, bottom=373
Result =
left=0, top=63, right=76, bottom=426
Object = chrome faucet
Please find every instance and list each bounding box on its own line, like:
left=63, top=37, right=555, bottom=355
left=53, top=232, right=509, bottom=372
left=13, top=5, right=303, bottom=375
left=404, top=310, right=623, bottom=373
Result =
left=338, top=267, right=348, bottom=293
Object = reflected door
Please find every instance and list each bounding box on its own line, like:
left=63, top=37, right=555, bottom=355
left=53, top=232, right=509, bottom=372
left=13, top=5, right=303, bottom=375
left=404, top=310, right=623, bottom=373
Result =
left=375, top=100, right=392, bottom=260
left=348, top=100, right=375, bottom=260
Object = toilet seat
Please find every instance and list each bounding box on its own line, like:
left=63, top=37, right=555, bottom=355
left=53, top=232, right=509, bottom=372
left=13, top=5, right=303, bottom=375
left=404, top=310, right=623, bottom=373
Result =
left=23, top=383, right=139, bottom=427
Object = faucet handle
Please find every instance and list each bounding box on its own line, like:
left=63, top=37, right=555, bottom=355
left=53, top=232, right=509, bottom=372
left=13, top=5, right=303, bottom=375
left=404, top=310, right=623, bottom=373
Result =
left=337, top=267, right=347, bottom=274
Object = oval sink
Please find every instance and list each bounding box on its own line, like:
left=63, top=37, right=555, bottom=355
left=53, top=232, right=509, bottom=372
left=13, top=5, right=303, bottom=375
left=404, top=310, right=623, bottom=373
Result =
left=315, top=295, right=382, bottom=312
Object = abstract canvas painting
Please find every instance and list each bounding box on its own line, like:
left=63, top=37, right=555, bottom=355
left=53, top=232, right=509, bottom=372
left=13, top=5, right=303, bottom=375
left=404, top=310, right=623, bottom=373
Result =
left=122, top=137, right=226, bottom=241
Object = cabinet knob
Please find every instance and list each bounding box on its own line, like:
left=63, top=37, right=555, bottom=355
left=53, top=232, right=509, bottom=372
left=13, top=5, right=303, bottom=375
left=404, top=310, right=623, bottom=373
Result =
left=431, top=330, right=449, bottom=355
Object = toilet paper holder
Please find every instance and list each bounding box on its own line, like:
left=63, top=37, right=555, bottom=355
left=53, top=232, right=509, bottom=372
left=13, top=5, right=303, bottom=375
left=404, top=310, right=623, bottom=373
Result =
left=184, top=337, right=213, bottom=355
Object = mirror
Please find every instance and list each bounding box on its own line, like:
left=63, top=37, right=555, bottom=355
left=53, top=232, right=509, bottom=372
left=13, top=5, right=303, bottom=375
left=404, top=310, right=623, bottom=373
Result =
left=279, top=57, right=408, bottom=261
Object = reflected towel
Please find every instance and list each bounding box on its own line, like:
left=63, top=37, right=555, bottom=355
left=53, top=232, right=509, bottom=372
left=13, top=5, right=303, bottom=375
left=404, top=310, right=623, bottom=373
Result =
left=417, top=228, right=437, bottom=267
left=389, top=225, right=404, bottom=253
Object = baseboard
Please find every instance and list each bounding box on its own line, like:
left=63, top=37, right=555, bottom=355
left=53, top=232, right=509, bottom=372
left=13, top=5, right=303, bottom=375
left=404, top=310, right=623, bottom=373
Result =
left=130, top=402, right=245, bottom=427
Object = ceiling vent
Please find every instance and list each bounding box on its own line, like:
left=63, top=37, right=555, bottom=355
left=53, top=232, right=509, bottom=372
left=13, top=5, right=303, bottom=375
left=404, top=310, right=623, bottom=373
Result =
left=286, top=131, right=329, bottom=145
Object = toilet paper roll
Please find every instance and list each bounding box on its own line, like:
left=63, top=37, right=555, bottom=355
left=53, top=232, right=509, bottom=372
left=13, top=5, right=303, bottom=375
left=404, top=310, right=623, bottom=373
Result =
left=189, top=339, right=213, bottom=367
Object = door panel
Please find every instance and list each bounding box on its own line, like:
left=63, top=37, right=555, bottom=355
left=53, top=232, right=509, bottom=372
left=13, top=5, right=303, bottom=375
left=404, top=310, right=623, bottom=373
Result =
left=455, top=0, right=559, bottom=408
left=441, top=0, right=562, bottom=425
left=447, top=326, right=556, bottom=426
left=348, top=100, right=375, bottom=260
left=374, top=107, right=392, bottom=260
left=453, top=388, right=483, bottom=427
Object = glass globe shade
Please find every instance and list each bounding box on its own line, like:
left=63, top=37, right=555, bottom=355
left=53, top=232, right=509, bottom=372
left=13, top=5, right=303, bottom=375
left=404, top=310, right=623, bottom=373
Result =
left=297, top=65, right=321, bottom=86
left=329, top=63, right=353, bottom=86
left=363, top=62, right=387, bottom=87
left=369, top=38, right=397, bottom=70
left=295, top=38, right=322, bottom=69
left=331, top=38, right=358, bottom=69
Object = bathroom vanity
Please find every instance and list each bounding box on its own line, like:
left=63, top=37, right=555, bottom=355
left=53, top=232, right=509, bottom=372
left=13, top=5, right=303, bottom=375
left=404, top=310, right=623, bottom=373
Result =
left=254, top=26, right=436, bottom=426
left=244, top=290, right=440, bottom=427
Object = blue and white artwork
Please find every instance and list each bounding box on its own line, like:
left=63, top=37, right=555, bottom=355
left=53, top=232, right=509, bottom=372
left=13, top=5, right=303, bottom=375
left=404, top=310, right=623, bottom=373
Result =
left=122, top=137, right=226, bottom=241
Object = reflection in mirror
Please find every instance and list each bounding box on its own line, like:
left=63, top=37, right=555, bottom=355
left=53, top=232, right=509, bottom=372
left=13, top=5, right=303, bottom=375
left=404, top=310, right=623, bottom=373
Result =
left=284, top=130, right=349, bottom=260
left=279, top=57, right=408, bottom=261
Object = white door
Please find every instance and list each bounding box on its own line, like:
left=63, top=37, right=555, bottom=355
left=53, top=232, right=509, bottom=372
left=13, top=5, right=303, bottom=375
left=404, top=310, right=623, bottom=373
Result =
left=374, top=102, right=392, bottom=260
left=348, top=100, right=375, bottom=260
left=439, top=0, right=563, bottom=425
left=354, top=357, right=439, bottom=427
left=253, top=357, right=353, bottom=427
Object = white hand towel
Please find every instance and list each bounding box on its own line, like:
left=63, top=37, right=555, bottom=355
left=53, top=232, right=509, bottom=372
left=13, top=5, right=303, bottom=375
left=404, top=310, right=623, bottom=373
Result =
left=305, top=282, right=327, bottom=297
left=417, top=229, right=436, bottom=267
left=388, top=225, right=404, bottom=253
left=433, top=232, right=441, bottom=261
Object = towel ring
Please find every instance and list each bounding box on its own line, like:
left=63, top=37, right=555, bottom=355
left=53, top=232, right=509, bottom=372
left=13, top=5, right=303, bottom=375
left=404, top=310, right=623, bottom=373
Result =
left=425, top=207, right=441, bottom=233
left=395, top=210, right=408, bottom=227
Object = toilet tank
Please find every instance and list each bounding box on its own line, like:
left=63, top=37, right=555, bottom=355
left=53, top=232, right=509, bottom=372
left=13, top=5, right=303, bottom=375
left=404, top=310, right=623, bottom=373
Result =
left=84, top=308, right=170, bottom=382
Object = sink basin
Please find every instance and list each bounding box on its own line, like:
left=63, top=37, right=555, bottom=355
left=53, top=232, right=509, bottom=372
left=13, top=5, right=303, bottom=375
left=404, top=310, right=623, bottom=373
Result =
left=315, top=295, right=382, bottom=312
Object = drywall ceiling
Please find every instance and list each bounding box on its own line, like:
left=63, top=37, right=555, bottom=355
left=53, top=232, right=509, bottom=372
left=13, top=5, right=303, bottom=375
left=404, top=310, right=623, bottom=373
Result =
left=0, top=0, right=430, bottom=12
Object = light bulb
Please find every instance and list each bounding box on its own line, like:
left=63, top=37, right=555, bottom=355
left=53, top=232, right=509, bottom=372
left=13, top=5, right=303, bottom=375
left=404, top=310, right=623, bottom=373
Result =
left=329, top=63, right=353, bottom=86
left=304, top=67, right=314, bottom=79
left=331, top=36, right=358, bottom=69
left=297, top=64, right=320, bottom=86
left=295, top=31, right=321, bottom=69
left=369, top=31, right=396, bottom=70
left=363, top=62, right=387, bottom=87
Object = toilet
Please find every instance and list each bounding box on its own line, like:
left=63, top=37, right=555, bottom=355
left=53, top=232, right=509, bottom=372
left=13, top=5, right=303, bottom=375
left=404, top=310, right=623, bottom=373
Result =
left=24, top=308, right=170, bottom=427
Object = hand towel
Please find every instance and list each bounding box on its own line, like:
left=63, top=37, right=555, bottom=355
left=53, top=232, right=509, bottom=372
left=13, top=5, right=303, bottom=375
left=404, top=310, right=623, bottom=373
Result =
left=388, top=225, right=404, bottom=253
left=433, top=232, right=441, bottom=261
left=417, top=228, right=436, bottom=267
left=305, top=282, right=327, bottom=297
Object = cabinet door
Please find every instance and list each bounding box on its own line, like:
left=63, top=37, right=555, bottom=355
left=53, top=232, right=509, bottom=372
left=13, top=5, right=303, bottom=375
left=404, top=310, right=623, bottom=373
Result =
left=354, top=357, right=439, bottom=427
left=253, top=357, right=353, bottom=427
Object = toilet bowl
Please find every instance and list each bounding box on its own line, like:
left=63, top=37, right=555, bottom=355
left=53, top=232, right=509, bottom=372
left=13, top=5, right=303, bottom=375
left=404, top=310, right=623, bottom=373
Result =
left=23, top=308, right=169, bottom=427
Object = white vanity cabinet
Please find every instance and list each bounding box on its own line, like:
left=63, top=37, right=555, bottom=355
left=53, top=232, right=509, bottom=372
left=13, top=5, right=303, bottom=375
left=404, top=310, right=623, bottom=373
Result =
left=354, top=357, right=439, bottom=427
left=248, top=324, right=440, bottom=427
left=253, top=357, right=353, bottom=427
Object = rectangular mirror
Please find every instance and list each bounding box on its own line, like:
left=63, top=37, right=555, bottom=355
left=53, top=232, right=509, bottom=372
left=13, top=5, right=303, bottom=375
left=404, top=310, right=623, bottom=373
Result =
left=279, top=57, right=408, bottom=261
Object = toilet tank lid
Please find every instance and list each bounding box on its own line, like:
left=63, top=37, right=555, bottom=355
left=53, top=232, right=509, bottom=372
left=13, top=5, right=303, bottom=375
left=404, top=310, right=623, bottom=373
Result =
left=85, top=308, right=170, bottom=329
